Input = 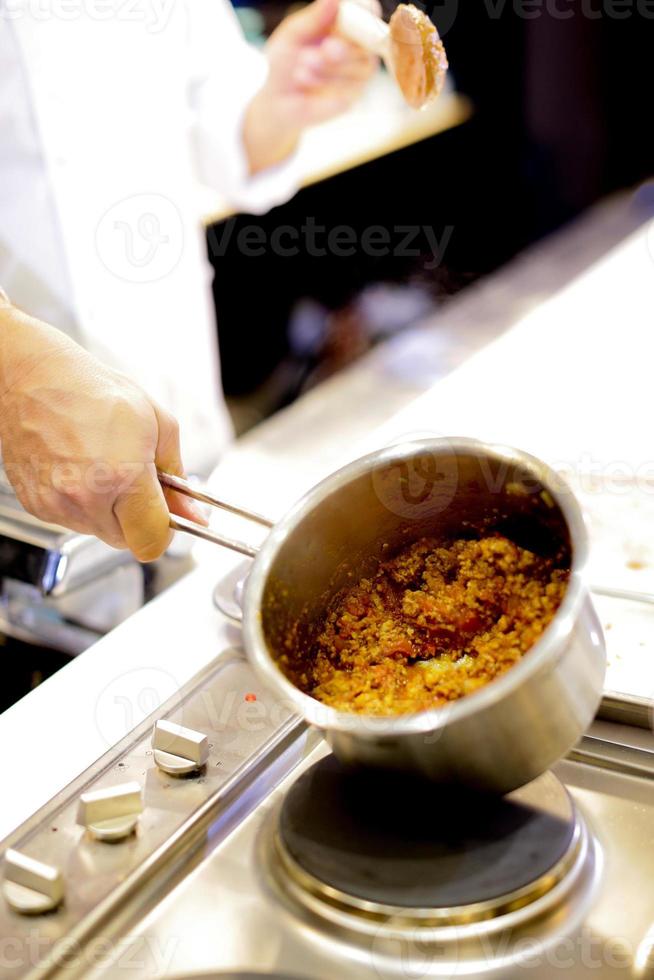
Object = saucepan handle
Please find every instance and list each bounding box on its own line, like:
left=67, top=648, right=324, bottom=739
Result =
left=157, top=470, right=273, bottom=559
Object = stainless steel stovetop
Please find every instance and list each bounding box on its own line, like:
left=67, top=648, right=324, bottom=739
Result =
left=96, top=731, right=654, bottom=980
left=3, top=579, right=654, bottom=980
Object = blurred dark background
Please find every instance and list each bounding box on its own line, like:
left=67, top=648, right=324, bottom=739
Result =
left=209, top=0, right=652, bottom=420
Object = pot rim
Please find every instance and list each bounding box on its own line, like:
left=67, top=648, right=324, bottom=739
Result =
left=242, top=437, right=590, bottom=737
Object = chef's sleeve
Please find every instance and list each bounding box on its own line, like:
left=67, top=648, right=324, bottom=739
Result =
left=187, top=0, right=302, bottom=215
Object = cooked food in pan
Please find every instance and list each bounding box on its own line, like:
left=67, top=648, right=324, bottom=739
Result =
left=279, top=533, right=569, bottom=716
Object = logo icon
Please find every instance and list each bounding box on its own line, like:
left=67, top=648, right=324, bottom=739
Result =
left=95, top=193, right=184, bottom=283
left=94, top=665, right=182, bottom=748
left=371, top=431, right=459, bottom=520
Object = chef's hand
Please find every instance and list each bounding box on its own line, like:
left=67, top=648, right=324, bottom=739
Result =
left=0, top=298, right=204, bottom=561
left=244, top=0, right=379, bottom=174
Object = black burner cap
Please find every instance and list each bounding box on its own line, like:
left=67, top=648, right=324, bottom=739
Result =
left=278, top=756, right=575, bottom=909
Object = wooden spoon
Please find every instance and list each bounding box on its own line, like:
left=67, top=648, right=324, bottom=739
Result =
left=337, top=1, right=448, bottom=109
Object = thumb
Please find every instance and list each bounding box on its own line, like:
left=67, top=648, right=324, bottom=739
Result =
left=113, top=464, right=173, bottom=562
left=283, top=0, right=339, bottom=43
left=153, top=403, right=208, bottom=527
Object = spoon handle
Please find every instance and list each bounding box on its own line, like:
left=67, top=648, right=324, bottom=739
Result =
left=337, top=1, right=389, bottom=56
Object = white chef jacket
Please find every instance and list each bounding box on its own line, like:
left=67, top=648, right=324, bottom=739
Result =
left=0, top=0, right=301, bottom=474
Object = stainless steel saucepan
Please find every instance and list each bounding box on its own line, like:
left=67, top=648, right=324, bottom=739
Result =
left=160, top=437, right=606, bottom=794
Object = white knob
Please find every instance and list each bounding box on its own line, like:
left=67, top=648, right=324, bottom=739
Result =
left=77, top=781, right=143, bottom=841
left=152, top=719, right=209, bottom=775
left=3, top=849, right=64, bottom=914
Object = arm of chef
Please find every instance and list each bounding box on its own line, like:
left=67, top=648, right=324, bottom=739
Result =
left=187, top=0, right=302, bottom=215
left=0, top=290, right=205, bottom=561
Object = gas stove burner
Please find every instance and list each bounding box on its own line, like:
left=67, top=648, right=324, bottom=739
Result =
left=258, top=755, right=599, bottom=970
left=275, top=756, right=580, bottom=922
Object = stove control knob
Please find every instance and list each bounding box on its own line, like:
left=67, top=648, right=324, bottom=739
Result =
left=3, top=849, right=64, bottom=914
left=152, top=719, right=209, bottom=775
left=77, top=781, right=143, bottom=842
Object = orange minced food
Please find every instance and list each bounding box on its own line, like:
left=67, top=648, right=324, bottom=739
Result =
left=285, top=534, right=568, bottom=716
